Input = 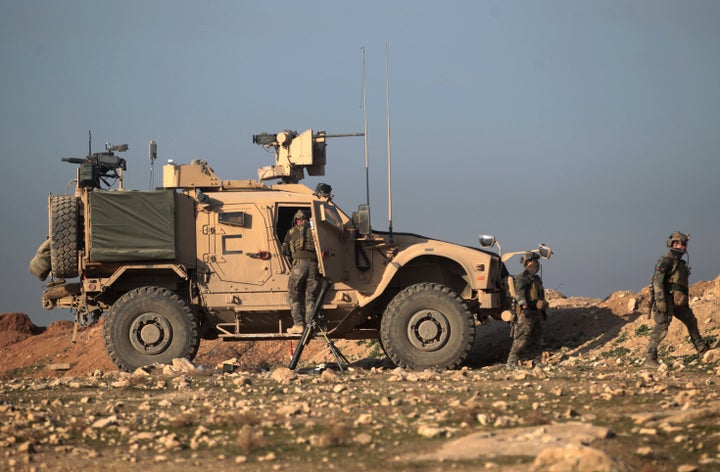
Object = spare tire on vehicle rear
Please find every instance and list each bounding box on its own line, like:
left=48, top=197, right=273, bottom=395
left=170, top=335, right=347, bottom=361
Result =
left=49, top=195, right=80, bottom=278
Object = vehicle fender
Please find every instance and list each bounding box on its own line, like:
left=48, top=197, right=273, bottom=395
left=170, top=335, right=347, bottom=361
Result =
left=357, top=242, right=483, bottom=306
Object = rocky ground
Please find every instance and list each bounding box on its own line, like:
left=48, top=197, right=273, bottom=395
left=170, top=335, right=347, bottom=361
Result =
left=1, top=277, right=720, bottom=471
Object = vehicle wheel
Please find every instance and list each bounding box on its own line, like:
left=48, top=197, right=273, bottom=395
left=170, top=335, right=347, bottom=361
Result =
left=49, top=195, right=79, bottom=278
left=104, top=287, right=200, bottom=371
left=380, top=283, right=475, bottom=370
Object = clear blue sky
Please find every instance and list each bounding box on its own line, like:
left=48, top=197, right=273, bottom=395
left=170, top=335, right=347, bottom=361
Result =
left=2, top=1, right=719, bottom=326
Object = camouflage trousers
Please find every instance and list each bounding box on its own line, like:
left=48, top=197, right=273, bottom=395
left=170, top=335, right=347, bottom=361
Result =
left=646, top=299, right=706, bottom=359
left=508, top=309, right=544, bottom=362
left=286, top=259, right=320, bottom=326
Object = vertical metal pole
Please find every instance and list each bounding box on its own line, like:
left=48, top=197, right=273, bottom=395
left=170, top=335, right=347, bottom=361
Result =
left=385, top=42, right=393, bottom=240
left=362, top=47, right=370, bottom=208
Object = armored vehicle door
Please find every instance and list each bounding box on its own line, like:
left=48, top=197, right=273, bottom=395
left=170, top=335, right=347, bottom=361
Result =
left=312, top=200, right=351, bottom=282
left=203, top=204, right=276, bottom=287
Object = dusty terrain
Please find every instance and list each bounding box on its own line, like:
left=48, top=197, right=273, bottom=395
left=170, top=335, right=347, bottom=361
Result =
left=1, top=277, right=720, bottom=471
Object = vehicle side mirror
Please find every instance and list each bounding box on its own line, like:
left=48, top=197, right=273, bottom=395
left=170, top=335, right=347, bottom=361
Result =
left=538, top=244, right=553, bottom=259
left=353, top=204, right=371, bottom=236
left=478, top=234, right=496, bottom=248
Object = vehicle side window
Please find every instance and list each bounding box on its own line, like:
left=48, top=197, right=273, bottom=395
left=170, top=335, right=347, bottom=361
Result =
left=320, top=204, right=343, bottom=233
left=218, top=211, right=247, bottom=228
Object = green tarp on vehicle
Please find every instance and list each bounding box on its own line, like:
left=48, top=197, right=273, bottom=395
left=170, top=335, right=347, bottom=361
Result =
left=88, top=190, right=176, bottom=261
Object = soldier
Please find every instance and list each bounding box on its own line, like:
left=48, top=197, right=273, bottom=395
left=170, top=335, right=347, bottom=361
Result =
left=645, top=232, right=708, bottom=368
left=507, top=252, right=549, bottom=369
left=281, top=209, right=320, bottom=334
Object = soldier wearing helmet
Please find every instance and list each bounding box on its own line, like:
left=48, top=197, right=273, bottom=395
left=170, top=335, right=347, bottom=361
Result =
left=645, top=232, right=708, bottom=368
left=507, top=251, right=549, bottom=369
left=281, top=209, right=320, bottom=334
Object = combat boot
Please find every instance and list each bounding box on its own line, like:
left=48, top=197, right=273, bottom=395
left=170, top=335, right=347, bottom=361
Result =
left=644, top=357, right=661, bottom=369
left=506, top=355, right=519, bottom=370
left=287, top=324, right=305, bottom=335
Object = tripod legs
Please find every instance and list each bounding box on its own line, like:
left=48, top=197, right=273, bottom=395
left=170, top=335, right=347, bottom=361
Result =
left=289, top=278, right=349, bottom=370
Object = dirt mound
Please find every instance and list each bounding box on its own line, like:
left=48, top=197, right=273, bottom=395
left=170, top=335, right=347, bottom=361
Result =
left=1, top=275, right=718, bottom=379
left=45, top=319, right=74, bottom=334
left=0, top=314, right=381, bottom=379
left=0, top=312, right=43, bottom=350
left=0, top=312, right=40, bottom=334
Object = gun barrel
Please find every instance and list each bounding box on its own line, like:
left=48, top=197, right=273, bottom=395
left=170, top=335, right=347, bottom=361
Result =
left=62, top=157, right=86, bottom=164
left=252, top=133, right=277, bottom=146
left=322, top=133, right=365, bottom=138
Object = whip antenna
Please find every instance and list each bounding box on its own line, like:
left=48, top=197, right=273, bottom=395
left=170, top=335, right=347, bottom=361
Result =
left=385, top=42, right=393, bottom=241
left=362, top=47, right=370, bottom=209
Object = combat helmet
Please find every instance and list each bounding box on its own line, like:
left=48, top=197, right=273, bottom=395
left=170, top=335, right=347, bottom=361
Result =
left=293, top=209, right=310, bottom=220
left=666, top=231, right=691, bottom=248
left=520, top=252, right=540, bottom=265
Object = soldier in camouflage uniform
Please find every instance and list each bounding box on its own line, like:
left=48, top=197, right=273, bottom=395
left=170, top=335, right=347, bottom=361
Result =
left=507, top=252, right=549, bottom=369
left=645, top=232, right=708, bottom=368
left=282, top=209, right=320, bottom=334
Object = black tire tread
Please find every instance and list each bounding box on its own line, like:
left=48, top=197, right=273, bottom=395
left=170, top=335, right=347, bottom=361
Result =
left=380, top=282, right=474, bottom=370
left=103, top=286, right=200, bottom=372
left=49, top=195, right=79, bottom=278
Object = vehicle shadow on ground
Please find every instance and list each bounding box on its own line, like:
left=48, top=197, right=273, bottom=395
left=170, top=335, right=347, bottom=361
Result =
left=335, top=307, right=643, bottom=371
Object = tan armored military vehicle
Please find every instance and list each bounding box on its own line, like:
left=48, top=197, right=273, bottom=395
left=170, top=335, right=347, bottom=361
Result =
left=30, top=130, right=550, bottom=371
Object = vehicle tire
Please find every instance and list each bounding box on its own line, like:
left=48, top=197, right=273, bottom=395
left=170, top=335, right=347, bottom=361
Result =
left=104, top=287, right=200, bottom=371
left=49, top=195, right=79, bottom=278
left=380, top=283, right=475, bottom=370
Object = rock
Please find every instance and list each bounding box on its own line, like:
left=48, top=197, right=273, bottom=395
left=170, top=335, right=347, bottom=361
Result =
left=320, top=369, right=340, bottom=382
left=677, top=465, right=698, bottom=472
left=232, top=376, right=251, bottom=387
left=91, top=415, right=118, bottom=429
left=635, top=446, right=652, bottom=457
left=417, top=425, right=447, bottom=438
left=171, top=357, right=197, bottom=372
left=132, top=367, right=150, bottom=376
left=702, top=349, right=720, bottom=363
left=627, top=298, right=638, bottom=312
left=110, top=378, right=130, bottom=388
left=353, top=433, right=372, bottom=445
left=270, top=367, right=297, bottom=383
left=17, top=441, right=35, bottom=454
left=171, top=375, right=191, bottom=390
left=533, top=444, right=631, bottom=472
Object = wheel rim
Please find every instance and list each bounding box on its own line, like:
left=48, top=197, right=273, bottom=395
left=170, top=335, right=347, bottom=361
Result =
left=406, top=309, right=450, bottom=352
left=129, top=312, right=173, bottom=355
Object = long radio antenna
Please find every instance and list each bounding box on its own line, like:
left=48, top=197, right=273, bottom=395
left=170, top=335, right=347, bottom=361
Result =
left=362, top=46, right=372, bottom=232
left=385, top=41, right=393, bottom=241
left=362, top=47, right=370, bottom=208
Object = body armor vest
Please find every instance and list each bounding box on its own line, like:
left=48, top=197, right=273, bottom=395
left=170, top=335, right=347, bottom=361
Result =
left=286, top=223, right=316, bottom=260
